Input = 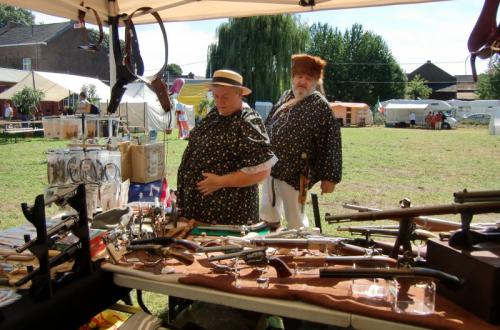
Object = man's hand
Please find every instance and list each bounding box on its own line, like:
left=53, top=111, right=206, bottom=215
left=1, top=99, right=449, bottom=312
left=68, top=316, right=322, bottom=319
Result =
left=197, top=172, right=224, bottom=196
left=320, top=180, right=336, bottom=194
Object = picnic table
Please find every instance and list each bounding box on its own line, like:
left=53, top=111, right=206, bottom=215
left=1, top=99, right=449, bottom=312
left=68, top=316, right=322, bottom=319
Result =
left=1, top=120, right=44, bottom=143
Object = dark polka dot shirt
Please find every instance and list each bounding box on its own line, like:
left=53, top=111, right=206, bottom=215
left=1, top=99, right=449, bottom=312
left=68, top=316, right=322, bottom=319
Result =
left=177, top=105, right=275, bottom=225
left=265, top=90, right=342, bottom=190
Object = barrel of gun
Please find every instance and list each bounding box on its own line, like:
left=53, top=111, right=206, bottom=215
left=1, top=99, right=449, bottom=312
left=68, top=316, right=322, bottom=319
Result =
left=326, top=202, right=500, bottom=223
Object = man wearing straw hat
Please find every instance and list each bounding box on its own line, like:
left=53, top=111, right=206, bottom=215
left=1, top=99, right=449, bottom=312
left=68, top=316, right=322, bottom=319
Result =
left=177, top=69, right=277, bottom=225
left=260, top=54, right=342, bottom=229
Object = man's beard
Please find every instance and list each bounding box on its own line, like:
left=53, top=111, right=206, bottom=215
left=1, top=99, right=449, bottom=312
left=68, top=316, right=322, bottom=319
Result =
left=292, top=84, right=316, bottom=100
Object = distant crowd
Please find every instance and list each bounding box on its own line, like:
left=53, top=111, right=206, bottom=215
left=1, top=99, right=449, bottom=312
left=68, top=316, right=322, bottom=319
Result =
left=425, top=111, right=445, bottom=130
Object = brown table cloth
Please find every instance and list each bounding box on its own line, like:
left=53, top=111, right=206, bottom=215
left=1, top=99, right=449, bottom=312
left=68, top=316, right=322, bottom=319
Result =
left=103, top=251, right=500, bottom=330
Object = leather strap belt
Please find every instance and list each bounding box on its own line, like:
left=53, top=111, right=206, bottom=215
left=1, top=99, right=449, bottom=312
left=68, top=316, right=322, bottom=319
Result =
left=107, top=7, right=171, bottom=113
left=77, top=6, right=104, bottom=52
left=125, top=7, right=171, bottom=113
left=107, top=14, right=139, bottom=114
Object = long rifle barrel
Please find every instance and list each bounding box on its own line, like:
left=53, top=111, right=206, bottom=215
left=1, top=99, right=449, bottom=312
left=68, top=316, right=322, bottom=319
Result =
left=342, top=203, right=477, bottom=231
left=454, top=190, right=500, bottom=203
left=327, top=202, right=500, bottom=228
left=319, top=267, right=464, bottom=290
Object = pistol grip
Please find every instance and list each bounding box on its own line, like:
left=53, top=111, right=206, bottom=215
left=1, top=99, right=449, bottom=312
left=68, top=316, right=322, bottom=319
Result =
left=165, top=248, right=195, bottom=265
left=268, top=256, right=292, bottom=278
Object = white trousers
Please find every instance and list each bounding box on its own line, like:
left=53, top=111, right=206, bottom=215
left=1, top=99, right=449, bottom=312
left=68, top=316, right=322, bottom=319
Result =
left=260, top=177, right=309, bottom=229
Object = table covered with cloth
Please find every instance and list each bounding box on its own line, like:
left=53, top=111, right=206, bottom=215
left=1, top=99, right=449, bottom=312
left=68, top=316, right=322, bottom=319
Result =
left=101, top=250, right=498, bottom=330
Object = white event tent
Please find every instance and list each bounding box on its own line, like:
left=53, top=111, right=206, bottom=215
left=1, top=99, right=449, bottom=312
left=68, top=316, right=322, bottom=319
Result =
left=1, top=1, right=442, bottom=26
left=0, top=71, right=115, bottom=102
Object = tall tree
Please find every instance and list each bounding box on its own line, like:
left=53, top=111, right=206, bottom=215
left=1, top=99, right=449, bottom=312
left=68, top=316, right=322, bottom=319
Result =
left=206, top=15, right=309, bottom=106
left=0, top=5, right=34, bottom=28
left=477, top=58, right=500, bottom=99
left=166, top=63, right=183, bottom=77
left=406, top=74, right=432, bottom=99
left=307, top=23, right=406, bottom=105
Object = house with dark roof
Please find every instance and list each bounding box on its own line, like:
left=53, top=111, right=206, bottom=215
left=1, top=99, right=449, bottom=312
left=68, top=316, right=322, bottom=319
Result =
left=0, top=22, right=109, bottom=82
left=406, top=60, right=477, bottom=101
left=407, top=60, right=457, bottom=100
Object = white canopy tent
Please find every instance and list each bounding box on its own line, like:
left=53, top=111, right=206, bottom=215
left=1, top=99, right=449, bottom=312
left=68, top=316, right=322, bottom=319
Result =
left=0, top=67, right=30, bottom=84
left=2, top=1, right=444, bottom=25
left=0, top=71, right=114, bottom=102
left=104, top=81, right=195, bottom=132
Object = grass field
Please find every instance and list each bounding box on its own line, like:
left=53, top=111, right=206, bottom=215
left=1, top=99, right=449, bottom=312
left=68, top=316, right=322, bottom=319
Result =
left=0, top=125, right=499, bottom=317
left=1, top=126, right=500, bottom=230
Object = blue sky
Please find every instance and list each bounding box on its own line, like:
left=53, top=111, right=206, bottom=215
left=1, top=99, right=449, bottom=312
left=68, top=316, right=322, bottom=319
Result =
left=34, top=0, right=489, bottom=78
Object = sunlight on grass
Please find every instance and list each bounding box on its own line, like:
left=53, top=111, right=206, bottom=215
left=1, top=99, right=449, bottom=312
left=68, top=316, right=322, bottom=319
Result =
left=0, top=126, right=499, bottom=317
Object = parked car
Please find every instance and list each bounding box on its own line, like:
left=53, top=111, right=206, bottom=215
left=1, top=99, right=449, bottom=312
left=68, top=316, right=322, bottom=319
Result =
left=459, top=113, right=491, bottom=125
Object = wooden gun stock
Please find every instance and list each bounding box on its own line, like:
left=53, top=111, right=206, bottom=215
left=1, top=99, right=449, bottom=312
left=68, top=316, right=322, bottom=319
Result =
left=165, top=248, right=195, bottom=265
left=127, top=244, right=195, bottom=265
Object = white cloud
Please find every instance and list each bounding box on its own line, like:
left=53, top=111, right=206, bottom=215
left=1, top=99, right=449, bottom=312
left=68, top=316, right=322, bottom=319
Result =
left=135, top=22, right=217, bottom=77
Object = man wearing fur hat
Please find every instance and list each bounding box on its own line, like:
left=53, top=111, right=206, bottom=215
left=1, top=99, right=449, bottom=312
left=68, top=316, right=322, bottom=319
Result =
left=260, top=54, right=342, bottom=229
left=177, top=69, right=277, bottom=225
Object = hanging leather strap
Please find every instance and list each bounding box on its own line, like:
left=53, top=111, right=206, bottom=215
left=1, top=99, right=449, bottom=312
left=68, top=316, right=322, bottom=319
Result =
left=107, top=14, right=139, bottom=114
left=124, top=7, right=171, bottom=112
left=77, top=6, right=104, bottom=52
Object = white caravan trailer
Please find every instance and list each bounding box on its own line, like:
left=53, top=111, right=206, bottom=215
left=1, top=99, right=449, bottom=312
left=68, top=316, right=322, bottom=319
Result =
left=382, top=99, right=454, bottom=114
left=447, top=100, right=500, bottom=119
left=384, top=103, right=457, bottom=129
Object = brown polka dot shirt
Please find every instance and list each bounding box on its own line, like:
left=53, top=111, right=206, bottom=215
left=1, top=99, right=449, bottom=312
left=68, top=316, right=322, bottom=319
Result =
left=265, top=90, right=342, bottom=190
left=177, top=105, right=275, bottom=225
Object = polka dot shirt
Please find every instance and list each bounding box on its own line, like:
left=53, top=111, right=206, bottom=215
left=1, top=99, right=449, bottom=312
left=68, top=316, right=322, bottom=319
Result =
left=265, top=90, right=342, bottom=190
left=177, top=105, right=275, bottom=225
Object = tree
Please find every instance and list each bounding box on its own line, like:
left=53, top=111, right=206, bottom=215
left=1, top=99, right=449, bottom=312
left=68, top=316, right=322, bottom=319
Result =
left=166, top=64, right=183, bottom=77
left=477, top=58, right=500, bottom=99
left=11, top=86, right=44, bottom=118
left=307, top=23, right=406, bottom=105
left=0, top=5, right=34, bottom=28
left=206, top=15, right=309, bottom=105
left=405, top=74, right=432, bottom=99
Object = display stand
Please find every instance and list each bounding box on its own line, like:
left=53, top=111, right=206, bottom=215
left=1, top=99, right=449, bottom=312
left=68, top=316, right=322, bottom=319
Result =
left=15, top=184, right=93, bottom=300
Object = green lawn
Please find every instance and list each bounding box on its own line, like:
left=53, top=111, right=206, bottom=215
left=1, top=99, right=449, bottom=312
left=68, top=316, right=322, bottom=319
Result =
left=1, top=126, right=499, bottom=231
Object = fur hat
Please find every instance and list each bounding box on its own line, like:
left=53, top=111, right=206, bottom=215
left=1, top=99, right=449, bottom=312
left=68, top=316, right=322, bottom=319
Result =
left=291, top=54, right=326, bottom=80
left=210, top=69, right=251, bottom=95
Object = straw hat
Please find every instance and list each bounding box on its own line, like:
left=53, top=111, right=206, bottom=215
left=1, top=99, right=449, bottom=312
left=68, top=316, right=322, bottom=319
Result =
left=210, top=69, right=252, bottom=95
left=292, top=54, right=326, bottom=80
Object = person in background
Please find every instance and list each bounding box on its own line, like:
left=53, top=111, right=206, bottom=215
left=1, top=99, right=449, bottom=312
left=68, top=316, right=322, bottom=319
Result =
left=425, top=111, right=432, bottom=129
left=434, top=111, right=443, bottom=130
left=409, top=111, right=416, bottom=128
left=3, top=101, right=13, bottom=121
left=177, top=69, right=277, bottom=225
left=260, top=54, right=342, bottom=229
left=170, top=78, right=190, bottom=139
